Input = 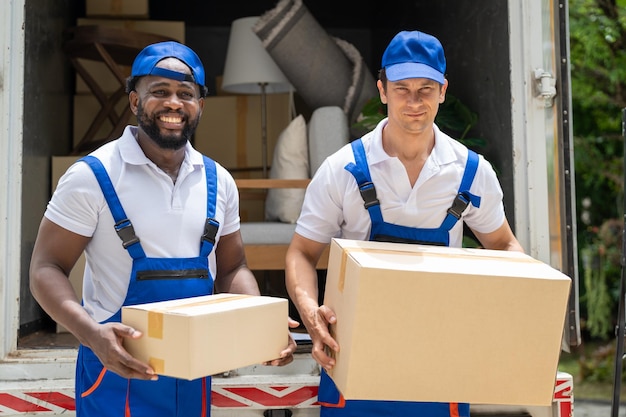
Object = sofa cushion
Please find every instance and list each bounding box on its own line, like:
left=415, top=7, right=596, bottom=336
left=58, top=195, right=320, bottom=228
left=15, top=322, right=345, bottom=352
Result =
left=264, top=114, right=309, bottom=223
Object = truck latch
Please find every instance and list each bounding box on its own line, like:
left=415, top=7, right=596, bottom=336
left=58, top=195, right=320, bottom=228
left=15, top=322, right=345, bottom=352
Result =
left=533, top=68, right=557, bottom=108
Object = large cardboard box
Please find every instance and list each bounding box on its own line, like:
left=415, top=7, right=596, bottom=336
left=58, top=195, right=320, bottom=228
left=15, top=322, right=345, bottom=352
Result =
left=51, top=156, right=86, bottom=332
left=122, top=293, right=289, bottom=380
left=193, top=94, right=292, bottom=221
left=323, top=238, right=571, bottom=406
left=194, top=94, right=292, bottom=170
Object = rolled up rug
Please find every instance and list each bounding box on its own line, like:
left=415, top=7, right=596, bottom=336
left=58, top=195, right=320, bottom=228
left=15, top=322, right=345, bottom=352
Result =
left=253, top=0, right=378, bottom=124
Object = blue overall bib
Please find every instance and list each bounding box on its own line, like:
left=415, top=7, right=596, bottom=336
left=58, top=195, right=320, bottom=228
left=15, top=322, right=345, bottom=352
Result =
left=317, top=139, right=481, bottom=417
left=75, top=155, right=220, bottom=417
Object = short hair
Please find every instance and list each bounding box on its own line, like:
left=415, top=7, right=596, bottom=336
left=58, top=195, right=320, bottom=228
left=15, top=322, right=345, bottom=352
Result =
left=378, top=68, right=388, bottom=91
left=125, top=76, right=208, bottom=98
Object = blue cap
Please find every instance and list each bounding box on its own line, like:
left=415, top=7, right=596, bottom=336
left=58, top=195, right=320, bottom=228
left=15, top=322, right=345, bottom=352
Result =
left=382, top=31, right=446, bottom=84
left=131, top=41, right=206, bottom=87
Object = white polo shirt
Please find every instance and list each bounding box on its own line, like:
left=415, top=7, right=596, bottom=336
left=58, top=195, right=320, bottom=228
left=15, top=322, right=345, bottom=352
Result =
left=295, top=119, right=506, bottom=247
left=46, top=126, right=240, bottom=322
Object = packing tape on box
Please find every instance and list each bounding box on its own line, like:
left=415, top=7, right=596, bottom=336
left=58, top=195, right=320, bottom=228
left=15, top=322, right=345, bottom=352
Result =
left=149, top=357, right=165, bottom=374
left=147, top=294, right=252, bottom=339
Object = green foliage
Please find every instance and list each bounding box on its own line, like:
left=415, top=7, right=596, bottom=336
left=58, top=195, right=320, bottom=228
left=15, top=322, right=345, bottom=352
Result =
left=569, top=0, right=626, bottom=347
left=578, top=342, right=620, bottom=383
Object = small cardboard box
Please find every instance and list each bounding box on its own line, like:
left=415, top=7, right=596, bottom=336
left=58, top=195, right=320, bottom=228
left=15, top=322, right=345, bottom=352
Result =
left=323, top=238, right=571, bottom=406
left=122, top=293, right=289, bottom=380
left=85, top=0, right=149, bottom=18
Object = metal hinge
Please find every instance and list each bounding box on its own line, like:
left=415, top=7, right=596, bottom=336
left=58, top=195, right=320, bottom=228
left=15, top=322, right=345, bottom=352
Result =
left=534, top=69, right=557, bottom=108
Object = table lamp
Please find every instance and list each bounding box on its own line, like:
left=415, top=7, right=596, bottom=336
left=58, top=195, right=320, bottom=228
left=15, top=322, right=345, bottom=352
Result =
left=221, top=16, right=294, bottom=177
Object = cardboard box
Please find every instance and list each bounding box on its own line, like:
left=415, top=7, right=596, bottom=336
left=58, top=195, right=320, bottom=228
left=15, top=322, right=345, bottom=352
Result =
left=194, top=94, right=291, bottom=169
left=74, top=19, right=185, bottom=94
left=51, top=156, right=86, bottom=332
left=73, top=93, right=132, bottom=148
left=193, top=94, right=292, bottom=221
left=85, top=0, right=149, bottom=18
left=122, top=293, right=289, bottom=380
left=323, top=238, right=571, bottom=406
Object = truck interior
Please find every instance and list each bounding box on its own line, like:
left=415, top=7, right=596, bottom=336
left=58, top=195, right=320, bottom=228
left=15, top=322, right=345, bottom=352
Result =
left=19, top=0, right=518, bottom=348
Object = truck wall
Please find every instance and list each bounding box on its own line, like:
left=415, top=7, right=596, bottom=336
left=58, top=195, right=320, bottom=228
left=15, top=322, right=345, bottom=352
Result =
left=18, top=0, right=79, bottom=334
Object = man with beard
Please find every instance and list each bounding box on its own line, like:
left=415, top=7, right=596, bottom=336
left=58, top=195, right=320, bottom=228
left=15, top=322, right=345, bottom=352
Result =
left=30, top=41, right=297, bottom=417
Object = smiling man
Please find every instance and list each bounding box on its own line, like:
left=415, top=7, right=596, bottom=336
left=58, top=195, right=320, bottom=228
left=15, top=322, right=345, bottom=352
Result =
left=30, top=41, right=296, bottom=417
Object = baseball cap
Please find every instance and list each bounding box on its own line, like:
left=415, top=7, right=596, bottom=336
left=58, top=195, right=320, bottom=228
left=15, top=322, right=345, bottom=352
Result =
left=131, top=41, right=206, bottom=87
left=381, top=31, right=446, bottom=84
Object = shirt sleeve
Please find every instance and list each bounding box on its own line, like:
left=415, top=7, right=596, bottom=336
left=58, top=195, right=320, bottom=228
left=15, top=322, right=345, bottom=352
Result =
left=45, top=160, right=105, bottom=238
left=295, top=157, right=347, bottom=243
left=463, top=155, right=507, bottom=234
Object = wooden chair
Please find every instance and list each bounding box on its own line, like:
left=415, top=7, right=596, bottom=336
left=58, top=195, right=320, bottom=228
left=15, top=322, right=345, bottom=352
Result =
left=63, top=25, right=176, bottom=154
left=236, top=106, right=350, bottom=271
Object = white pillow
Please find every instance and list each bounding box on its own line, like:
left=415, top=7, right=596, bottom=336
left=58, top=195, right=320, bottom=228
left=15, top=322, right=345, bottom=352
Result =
left=264, top=115, right=309, bottom=223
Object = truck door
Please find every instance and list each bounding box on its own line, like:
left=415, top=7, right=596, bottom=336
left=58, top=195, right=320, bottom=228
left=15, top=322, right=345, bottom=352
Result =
left=509, top=0, right=580, bottom=348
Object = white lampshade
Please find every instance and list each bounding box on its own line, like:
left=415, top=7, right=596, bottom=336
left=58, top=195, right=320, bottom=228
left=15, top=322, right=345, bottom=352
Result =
left=221, top=16, right=293, bottom=94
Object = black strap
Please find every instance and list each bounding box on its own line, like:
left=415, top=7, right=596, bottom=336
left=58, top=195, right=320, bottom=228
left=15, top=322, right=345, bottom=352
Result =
left=358, top=181, right=380, bottom=209
left=446, top=192, right=471, bottom=219
left=202, top=218, right=219, bottom=245
left=114, top=219, right=140, bottom=249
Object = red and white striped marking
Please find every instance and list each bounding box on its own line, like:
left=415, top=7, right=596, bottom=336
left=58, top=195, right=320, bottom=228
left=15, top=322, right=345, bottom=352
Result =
left=212, top=385, right=319, bottom=409
left=0, top=386, right=319, bottom=414
left=0, top=377, right=573, bottom=415
left=553, top=375, right=573, bottom=417
left=0, top=390, right=75, bottom=414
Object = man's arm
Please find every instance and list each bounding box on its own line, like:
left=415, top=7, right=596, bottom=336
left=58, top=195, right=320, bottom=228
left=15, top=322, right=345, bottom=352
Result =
left=285, top=233, right=338, bottom=371
left=472, top=220, right=525, bottom=252
left=213, top=230, right=260, bottom=295
left=29, top=218, right=156, bottom=380
left=214, top=230, right=297, bottom=366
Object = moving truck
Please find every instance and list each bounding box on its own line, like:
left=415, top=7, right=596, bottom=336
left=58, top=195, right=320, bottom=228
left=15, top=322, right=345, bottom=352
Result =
left=0, top=0, right=578, bottom=416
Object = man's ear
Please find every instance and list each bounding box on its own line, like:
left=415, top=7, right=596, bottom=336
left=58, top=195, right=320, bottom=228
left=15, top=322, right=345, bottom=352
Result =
left=198, top=96, right=205, bottom=113
left=439, top=79, right=449, bottom=103
left=129, top=91, right=139, bottom=115
left=377, top=79, right=387, bottom=105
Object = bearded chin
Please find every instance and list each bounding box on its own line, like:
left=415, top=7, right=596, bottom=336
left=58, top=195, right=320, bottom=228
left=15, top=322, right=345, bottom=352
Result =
left=137, top=106, right=200, bottom=150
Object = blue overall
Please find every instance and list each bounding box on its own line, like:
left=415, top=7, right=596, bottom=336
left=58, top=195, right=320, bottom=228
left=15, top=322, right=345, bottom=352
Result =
left=75, top=155, right=220, bottom=417
left=317, top=139, right=481, bottom=417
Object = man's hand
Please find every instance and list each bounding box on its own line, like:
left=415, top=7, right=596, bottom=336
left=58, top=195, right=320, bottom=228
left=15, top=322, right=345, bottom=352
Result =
left=264, top=317, right=300, bottom=366
left=86, top=322, right=158, bottom=380
left=307, top=305, right=339, bottom=372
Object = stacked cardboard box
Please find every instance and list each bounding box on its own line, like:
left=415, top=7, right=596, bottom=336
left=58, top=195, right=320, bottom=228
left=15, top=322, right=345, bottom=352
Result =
left=85, top=0, right=149, bottom=19
left=323, top=238, right=572, bottom=406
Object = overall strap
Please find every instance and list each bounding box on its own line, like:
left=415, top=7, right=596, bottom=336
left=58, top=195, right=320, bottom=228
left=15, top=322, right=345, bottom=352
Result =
left=200, top=156, right=220, bottom=258
left=80, top=155, right=146, bottom=259
left=439, top=149, right=482, bottom=231
left=344, top=139, right=384, bottom=227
